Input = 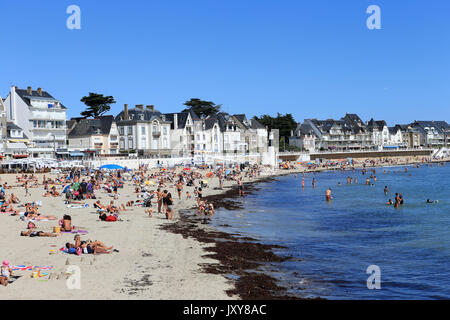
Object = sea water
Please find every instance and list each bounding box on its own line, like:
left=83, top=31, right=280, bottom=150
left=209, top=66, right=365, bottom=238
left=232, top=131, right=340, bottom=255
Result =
left=211, top=164, right=450, bottom=299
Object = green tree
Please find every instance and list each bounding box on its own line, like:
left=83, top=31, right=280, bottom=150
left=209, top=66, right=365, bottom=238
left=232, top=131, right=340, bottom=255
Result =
left=182, top=98, right=221, bottom=118
left=80, top=93, right=116, bottom=118
left=254, top=113, right=297, bottom=142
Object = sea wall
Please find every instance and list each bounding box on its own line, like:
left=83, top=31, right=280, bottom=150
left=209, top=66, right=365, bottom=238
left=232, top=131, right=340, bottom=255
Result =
left=309, top=150, right=433, bottom=160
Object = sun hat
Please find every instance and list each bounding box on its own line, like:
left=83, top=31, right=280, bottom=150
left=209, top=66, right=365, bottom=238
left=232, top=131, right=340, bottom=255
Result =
left=2, top=260, right=9, bottom=267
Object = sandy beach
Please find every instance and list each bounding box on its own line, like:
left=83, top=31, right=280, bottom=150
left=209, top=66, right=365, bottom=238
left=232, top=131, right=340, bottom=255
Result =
left=0, top=154, right=447, bottom=300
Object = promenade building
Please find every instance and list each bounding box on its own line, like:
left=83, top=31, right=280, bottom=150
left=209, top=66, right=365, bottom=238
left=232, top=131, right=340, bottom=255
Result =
left=2, top=86, right=67, bottom=158
left=410, top=121, right=450, bottom=148
left=116, top=104, right=172, bottom=158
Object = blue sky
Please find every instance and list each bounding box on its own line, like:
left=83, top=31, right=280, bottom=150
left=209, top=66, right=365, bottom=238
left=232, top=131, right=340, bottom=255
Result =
left=1, top=0, right=449, bottom=125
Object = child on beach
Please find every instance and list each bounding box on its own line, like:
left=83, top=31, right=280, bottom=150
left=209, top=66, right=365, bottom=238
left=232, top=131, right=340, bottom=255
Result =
left=0, top=260, right=13, bottom=286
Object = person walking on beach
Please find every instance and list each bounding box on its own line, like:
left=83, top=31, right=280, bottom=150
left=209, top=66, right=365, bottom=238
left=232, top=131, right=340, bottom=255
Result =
left=24, top=181, right=30, bottom=196
left=156, top=188, right=162, bottom=214
left=176, top=181, right=183, bottom=200
left=162, top=190, right=174, bottom=220
left=218, top=174, right=223, bottom=190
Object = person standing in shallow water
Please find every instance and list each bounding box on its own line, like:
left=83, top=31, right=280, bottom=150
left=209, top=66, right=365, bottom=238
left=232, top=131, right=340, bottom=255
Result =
left=326, top=188, right=332, bottom=202
left=237, top=178, right=244, bottom=196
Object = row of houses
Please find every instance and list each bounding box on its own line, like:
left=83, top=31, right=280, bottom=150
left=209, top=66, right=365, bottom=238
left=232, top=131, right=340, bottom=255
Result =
left=289, top=113, right=449, bottom=152
left=0, top=86, right=271, bottom=160
left=2, top=86, right=448, bottom=160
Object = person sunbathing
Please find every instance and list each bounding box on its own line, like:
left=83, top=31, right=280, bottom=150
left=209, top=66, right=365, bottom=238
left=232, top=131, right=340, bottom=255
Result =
left=73, top=235, right=115, bottom=254
left=98, top=210, right=118, bottom=222
left=9, top=193, right=19, bottom=204
left=20, top=230, right=58, bottom=237
left=94, top=200, right=107, bottom=211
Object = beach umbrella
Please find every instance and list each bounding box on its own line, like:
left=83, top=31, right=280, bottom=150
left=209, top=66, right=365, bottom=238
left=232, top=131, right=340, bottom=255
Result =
left=99, top=164, right=125, bottom=170
left=225, top=170, right=231, bottom=175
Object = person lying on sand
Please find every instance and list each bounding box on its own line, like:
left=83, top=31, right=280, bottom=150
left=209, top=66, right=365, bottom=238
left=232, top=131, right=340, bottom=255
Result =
left=72, top=235, right=117, bottom=254
left=8, top=193, right=20, bottom=204
left=20, top=230, right=59, bottom=237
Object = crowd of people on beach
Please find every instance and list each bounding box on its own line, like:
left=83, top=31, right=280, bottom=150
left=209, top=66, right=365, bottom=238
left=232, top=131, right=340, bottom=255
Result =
left=0, top=153, right=445, bottom=287
left=0, top=161, right=266, bottom=286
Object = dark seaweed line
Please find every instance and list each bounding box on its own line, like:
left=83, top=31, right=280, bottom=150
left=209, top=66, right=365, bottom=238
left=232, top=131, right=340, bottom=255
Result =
left=161, top=175, right=320, bottom=300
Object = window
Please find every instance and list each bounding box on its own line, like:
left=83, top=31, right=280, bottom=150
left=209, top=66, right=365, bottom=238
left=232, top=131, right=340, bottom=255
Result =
left=163, top=138, right=167, bottom=148
left=128, top=126, right=133, bottom=135
left=141, top=126, right=146, bottom=135
left=203, top=144, right=206, bottom=150
left=163, top=127, right=167, bottom=135
left=119, top=127, right=124, bottom=135
left=203, top=134, right=205, bottom=140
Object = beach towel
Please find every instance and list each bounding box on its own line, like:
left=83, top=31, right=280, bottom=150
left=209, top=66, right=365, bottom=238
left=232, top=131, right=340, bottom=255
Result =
left=67, top=204, right=89, bottom=209
left=11, top=265, right=54, bottom=271
left=60, top=229, right=88, bottom=234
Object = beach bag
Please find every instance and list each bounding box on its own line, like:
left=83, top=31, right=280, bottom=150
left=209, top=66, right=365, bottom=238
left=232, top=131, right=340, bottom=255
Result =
left=105, top=215, right=117, bottom=222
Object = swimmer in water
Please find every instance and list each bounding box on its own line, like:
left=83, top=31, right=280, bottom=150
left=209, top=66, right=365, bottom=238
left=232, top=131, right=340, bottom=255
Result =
left=325, top=188, right=332, bottom=202
left=387, top=199, right=393, bottom=205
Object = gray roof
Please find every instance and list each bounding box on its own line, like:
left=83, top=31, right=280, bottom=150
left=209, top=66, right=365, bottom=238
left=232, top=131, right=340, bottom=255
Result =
left=6, top=122, right=28, bottom=139
left=163, top=109, right=199, bottom=129
left=15, top=88, right=67, bottom=109
left=68, top=116, right=115, bottom=137
left=116, top=107, right=170, bottom=124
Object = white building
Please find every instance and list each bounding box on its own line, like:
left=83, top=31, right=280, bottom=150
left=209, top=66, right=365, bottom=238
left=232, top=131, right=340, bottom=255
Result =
left=164, top=110, right=200, bottom=157
left=115, top=104, right=172, bottom=157
left=3, top=86, right=67, bottom=158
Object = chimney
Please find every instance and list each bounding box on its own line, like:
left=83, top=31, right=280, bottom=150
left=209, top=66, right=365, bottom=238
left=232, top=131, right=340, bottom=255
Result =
left=174, top=113, right=178, bottom=130
left=37, top=88, right=42, bottom=96
left=146, top=105, right=154, bottom=112
left=124, top=104, right=129, bottom=120
left=27, top=86, right=32, bottom=95
left=10, top=86, right=16, bottom=121
left=136, top=104, right=144, bottom=110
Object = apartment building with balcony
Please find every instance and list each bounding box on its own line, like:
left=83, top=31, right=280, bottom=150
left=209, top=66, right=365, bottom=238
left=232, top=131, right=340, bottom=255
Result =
left=410, top=120, right=450, bottom=148
left=3, top=86, right=67, bottom=158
